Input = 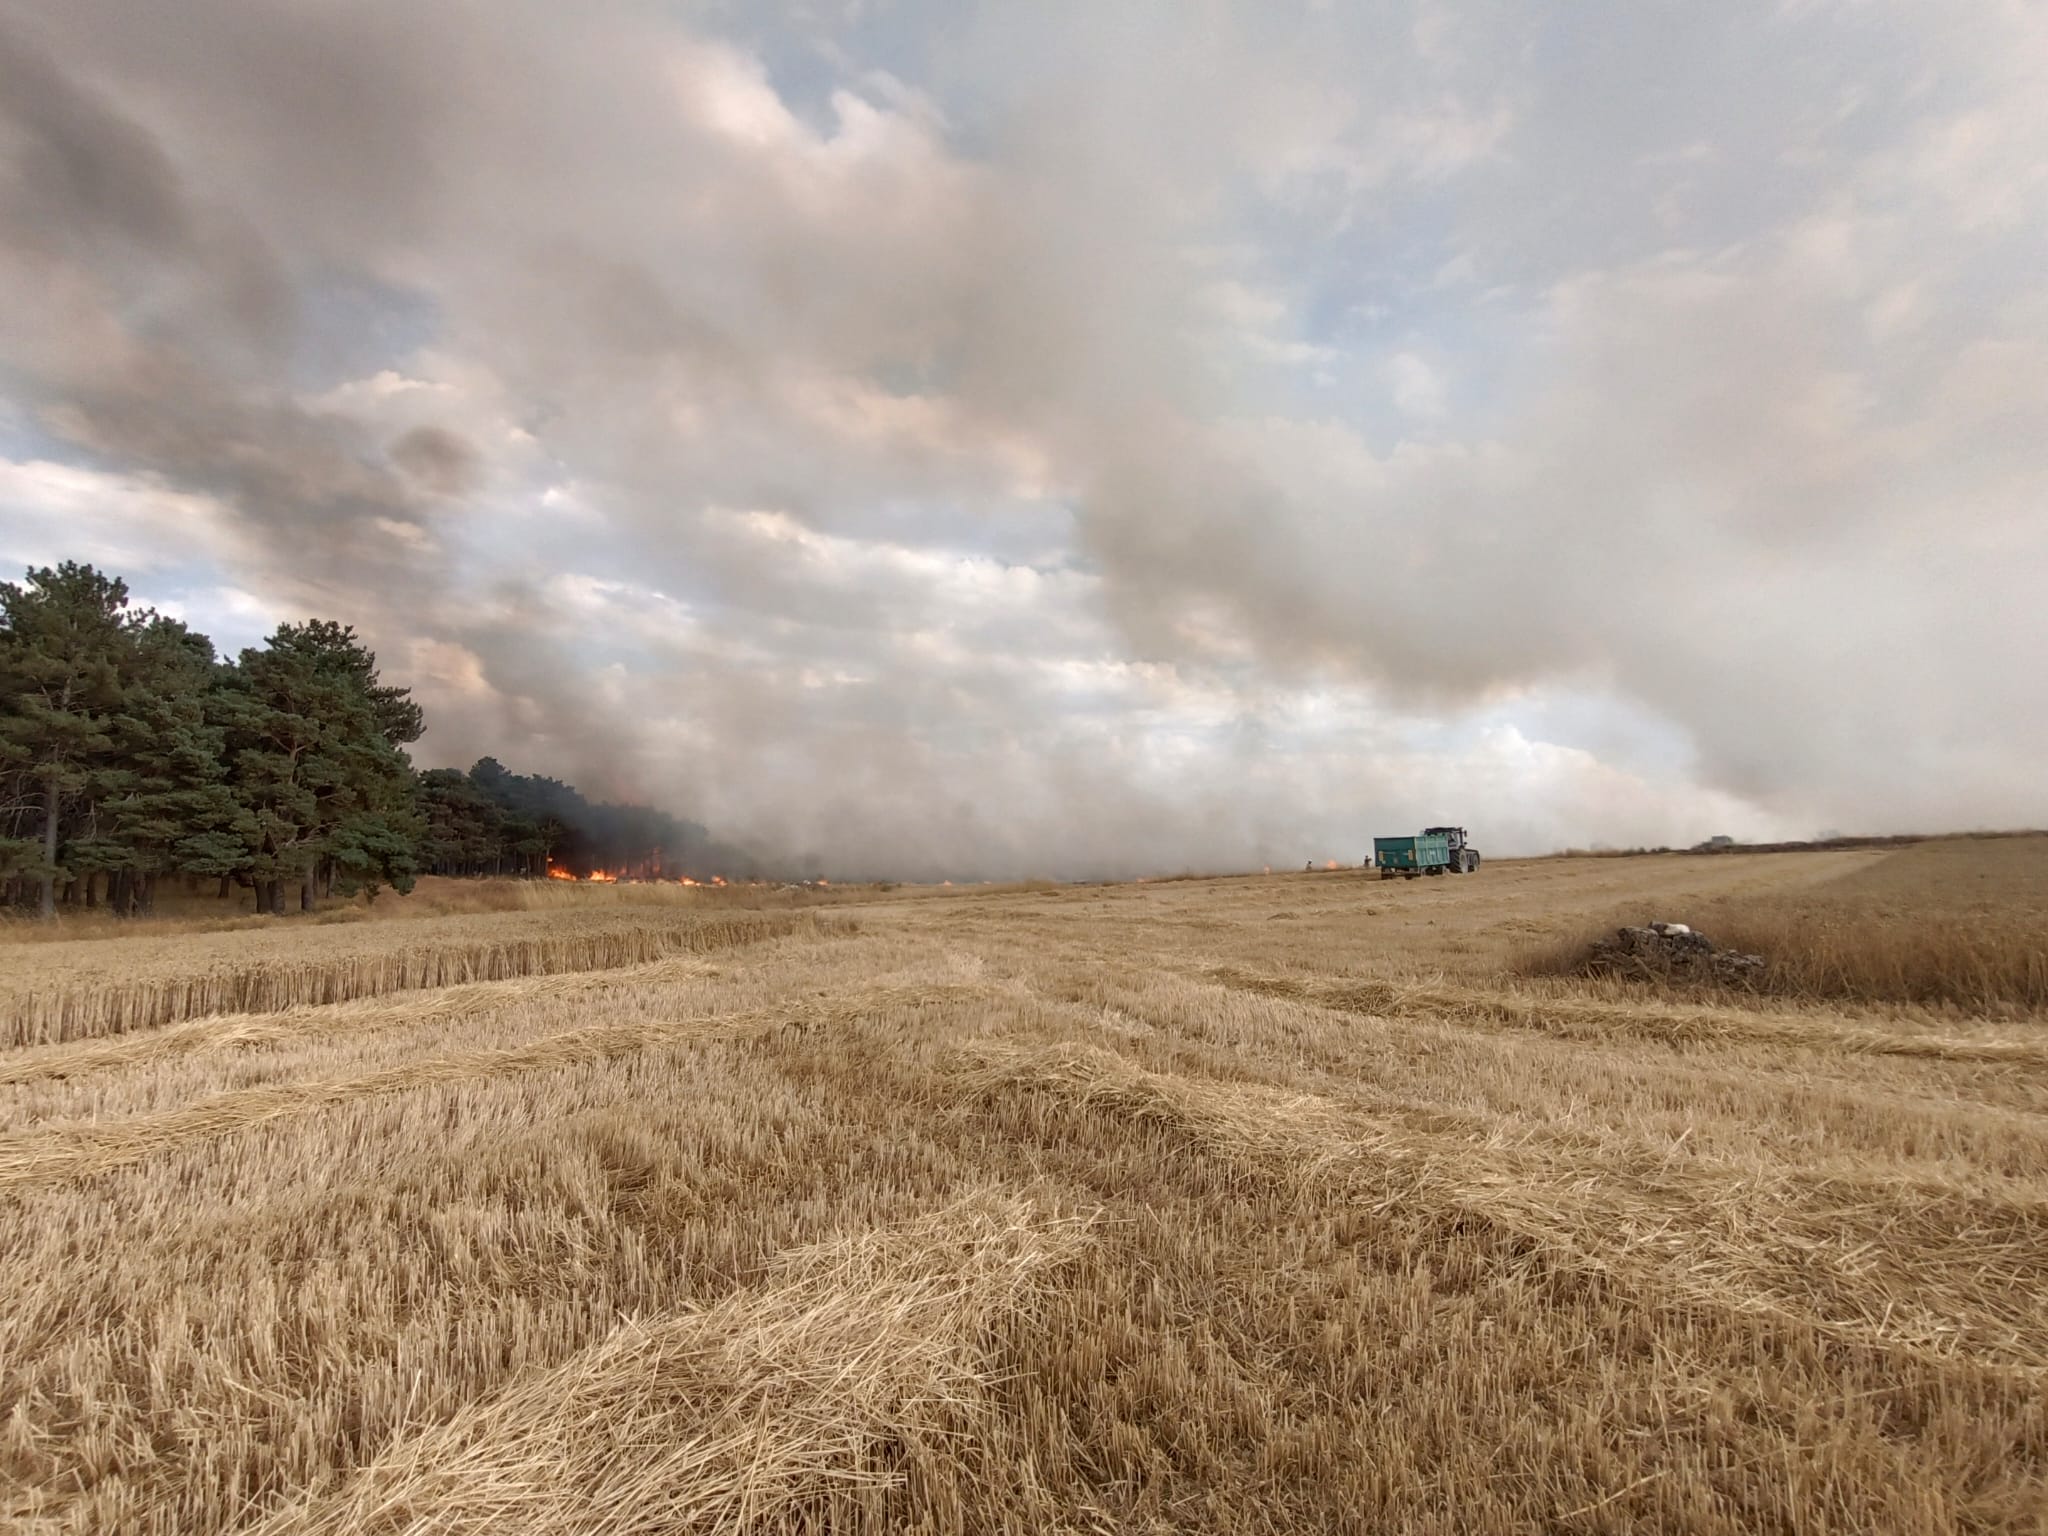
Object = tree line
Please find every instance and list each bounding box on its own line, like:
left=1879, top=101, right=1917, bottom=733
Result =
left=1, top=562, right=739, bottom=919
left=418, top=757, right=731, bottom=881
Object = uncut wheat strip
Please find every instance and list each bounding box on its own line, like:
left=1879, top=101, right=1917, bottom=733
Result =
left=245, top=1193, right=1093, bottom=1536
left=0, top=955, right=736, bottom=1088
left=0, top=982, right=982, bottom=1191
left=0, top=914, right=832, bottom=1049
left=1199, top=965, right=2048, bottom=1068
left=58, top=913, right=810, bottom=1045
left=955, top=1040, right=2048, bottom=1375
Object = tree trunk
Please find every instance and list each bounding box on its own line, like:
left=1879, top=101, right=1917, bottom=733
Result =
left=301, top=866, right=317, bottom=912
left=38, top=773, right=59, bottom=920
left=218, top=874, right=232, bottom=900
left=139, top=872, right=157, bottom=916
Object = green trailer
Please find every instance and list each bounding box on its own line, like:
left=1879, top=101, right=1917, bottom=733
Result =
left=1371, top=827, right=1481, bottom=879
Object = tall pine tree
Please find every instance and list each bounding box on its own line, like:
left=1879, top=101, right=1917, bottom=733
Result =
left=219, top=621, right=424, bottom=914
left=95, top=617, right=247, bottom=914
left=0, top=565, right=137, bottom=918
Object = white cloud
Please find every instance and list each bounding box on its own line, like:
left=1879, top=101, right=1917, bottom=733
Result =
left=1387, top=353, right=1448, bottom=420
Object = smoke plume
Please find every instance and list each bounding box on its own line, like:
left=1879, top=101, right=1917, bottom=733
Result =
left=2, top=0, right=2043, bottom=876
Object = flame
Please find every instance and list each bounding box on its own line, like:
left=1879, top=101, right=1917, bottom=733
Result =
left=545, top=862, right=618, bottom=883
left=1324, top=860, right=1339, bottom=870
left=545, top=860, right=734, bottom=887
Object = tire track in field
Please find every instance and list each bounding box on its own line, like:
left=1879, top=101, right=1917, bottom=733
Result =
left=0, top=983, right=987, bottom=1190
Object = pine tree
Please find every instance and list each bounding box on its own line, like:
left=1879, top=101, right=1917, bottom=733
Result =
left=220, top=621, right=424, bottom=914
left=0, top=565, right=138, bottom=918
left=95, top=618, right=247, bottom=914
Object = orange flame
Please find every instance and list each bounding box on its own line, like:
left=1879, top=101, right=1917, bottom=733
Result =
left=546, top=862, right=620, bottom=883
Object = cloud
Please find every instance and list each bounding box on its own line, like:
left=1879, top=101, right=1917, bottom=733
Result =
left=1387, top=353, right=1448, bottom=420
left=0, top=0, right=2042, bottom=875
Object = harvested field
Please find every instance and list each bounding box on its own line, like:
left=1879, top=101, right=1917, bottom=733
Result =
left=2, top=846, right=2045, bottom=1533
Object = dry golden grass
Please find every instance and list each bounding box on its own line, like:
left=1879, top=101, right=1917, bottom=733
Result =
left=1528, top=836, right=2048, bottom=1014
left=2, top=843, right=2045, bottom=1533
left=247, top=1195, right=1093, bottom=1536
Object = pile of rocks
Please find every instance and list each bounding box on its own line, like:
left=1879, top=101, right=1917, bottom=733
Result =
left=1581, top=921, right=1765, bottom=985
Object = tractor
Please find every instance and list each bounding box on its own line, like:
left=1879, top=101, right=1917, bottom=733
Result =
left=1371, top=826, right=1482, bottom=879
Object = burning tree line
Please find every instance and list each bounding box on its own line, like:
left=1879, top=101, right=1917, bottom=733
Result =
left=418, top=757, right=739, bottom=885
left=0, top=562, right=740, bottom=919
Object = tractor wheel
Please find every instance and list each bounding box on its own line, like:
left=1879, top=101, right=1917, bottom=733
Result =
left=1380, top=870, right=1394, bottom=881
left=1466, top=851, right=1481, bottom=873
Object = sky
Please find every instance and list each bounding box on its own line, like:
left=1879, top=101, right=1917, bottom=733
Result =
left=1, top=0, right=2043, bottom=879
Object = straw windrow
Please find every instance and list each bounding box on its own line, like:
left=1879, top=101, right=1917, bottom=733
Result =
left=0, top=981, right=984, bottom=1189
left=957, top=1038, right=2048, bottom=1374
left=246, top=1195, right=1093, bottom=1536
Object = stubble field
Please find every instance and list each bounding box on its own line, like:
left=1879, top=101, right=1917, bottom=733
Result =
left=3, top=842, right=2045, bottom=1533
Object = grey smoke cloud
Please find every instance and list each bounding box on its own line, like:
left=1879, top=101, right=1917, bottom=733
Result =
left=1, top=0, right=2043, bottom=875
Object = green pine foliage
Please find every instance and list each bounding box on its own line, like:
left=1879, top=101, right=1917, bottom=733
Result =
left=2, top=561, right=744, bottom=918
left=0, top=564, right=136, bottom=917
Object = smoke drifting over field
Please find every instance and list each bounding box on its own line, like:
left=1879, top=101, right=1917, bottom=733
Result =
left=2, top=0, right=2044, bottom=877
